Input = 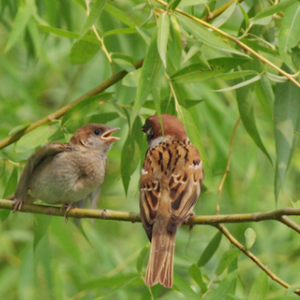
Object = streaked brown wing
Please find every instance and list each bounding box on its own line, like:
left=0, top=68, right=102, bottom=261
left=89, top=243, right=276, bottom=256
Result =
left=167, top=144, right=204, bottom=231
left=140, top=147, right=162, bottom=241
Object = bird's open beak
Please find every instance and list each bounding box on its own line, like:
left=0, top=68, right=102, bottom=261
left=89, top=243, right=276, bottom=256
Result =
left=101, top=127, right=120, bottom=143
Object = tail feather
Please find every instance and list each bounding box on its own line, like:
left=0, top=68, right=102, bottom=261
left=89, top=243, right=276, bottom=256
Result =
left=145, top=225, right=176, bottom=288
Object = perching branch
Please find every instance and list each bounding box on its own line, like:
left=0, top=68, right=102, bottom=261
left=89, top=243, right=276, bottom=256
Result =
left=2, top=199, right=300, bottom=295
left=2, top=199, right=300, bottom=225
left=0, top=58, right=144, bottom=150
left=215, top=223, right=300, bottom=296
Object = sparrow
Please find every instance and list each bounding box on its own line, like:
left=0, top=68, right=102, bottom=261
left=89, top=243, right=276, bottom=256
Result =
left=140, top=114, right=204, bottom=288
left=12, top=123, right=120, bottom=220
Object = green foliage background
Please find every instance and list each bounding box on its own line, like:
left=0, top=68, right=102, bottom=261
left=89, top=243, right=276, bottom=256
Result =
left=0, top=0, right=300, bottom=299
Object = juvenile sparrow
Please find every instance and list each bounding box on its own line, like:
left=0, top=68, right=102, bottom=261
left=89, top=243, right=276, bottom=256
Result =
left=12, top=123, right=120, bottom=220
left=140, top=114, right=204, bottom=288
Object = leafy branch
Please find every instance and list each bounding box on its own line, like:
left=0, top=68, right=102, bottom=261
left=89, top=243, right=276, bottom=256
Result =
left=155, top=0, right=300, bottom=88
left=0, top=58, right=144, bottom=150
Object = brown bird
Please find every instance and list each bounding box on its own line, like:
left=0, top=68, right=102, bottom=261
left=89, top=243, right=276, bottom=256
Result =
left=140, top=114, right=204, bottom=288
left=12, top=123, right=120, bottom=220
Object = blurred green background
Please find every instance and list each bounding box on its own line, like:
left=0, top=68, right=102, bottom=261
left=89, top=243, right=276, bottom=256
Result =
left=0, top=0, right=300, bottom=299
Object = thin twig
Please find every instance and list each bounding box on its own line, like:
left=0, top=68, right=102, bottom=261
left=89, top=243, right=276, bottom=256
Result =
left=155, top=0, right=300, bottom=88
left=0, top=58, right=144, bottom=150
left=218, top=117, right=240, bottom=198
left=278, top=216, right=300, bottom=235
left=215, top=223, right=300, bottom=296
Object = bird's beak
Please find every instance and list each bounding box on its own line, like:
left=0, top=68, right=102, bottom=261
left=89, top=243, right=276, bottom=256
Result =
left=101, top=127, right=120, bottom=143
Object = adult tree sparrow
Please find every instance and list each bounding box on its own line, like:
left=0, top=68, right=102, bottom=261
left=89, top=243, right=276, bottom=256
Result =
left=140, top=114, right=204, bottom=288
left=12, top=123, right=120, bottom=220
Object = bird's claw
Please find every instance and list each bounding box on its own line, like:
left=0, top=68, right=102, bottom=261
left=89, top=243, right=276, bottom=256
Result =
left=60, top=204, right=73, bottom=223
left=184, top=211, right=196, bottom=231
left=12, top=199, right=24, bottom=213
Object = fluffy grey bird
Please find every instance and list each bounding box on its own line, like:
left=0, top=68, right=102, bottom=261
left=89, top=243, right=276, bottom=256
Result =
left=12, top=123, right=120, bottom=221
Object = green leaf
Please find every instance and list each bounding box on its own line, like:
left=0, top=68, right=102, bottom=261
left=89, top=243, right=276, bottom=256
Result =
left=244, top=228, right=256, bottom=250
left=78, top=0, right=107, bottom=40
left=189, top=263, right=207, bottom=293
left=274, top=79, right=300, bottom=188
left=61, top=92, right=114, bottom=132
left=105, top=2, right=135, bottom=27
left=136, top=243, right=150, bottom=274
left=238, top=3, right=249, bottom=29
left=33, top=214, right=52, bottom=250
left=278, top=2, right=300, bottom=72
left=122, top=68, right=142, bottom=87
left=113, top=58, right=135, bottom=72
left=172, top=57, right=250, bottom=84
left=15, top=121, right=61, bottom=153
left=211, top=1, right=236, bottom=28
left=168, top=15, right=182, bottom=70
left=3, top=166, right=18, bottom=199
left=103, top=27, right=137, bottom=37
left=177, top=14, right=249, bottom=57
left=266, top=72, right=288, bottom=83
left=70, top=30, right=100, bottom=64
left=215, top=248, right=241, bottom=276
left=248, top=271, right=268, bottom=300
left=252, top=0, right=298, bottom=22
left=173, top=274, right=199, bottom=300
left=181, top=106, right=215, bottom=192
left=121, top=119, right=141, bottom=194
left=168, top=0, right=182, bottom=10
left=236, top=86, right=272, bottom=163
left=131, top=30, right=162, bottom=123
left=198, top=231, right=222, bottom=266
left=5, top=0, right=36, bottom=52
left=214, top=75, right=261, bottom=92
left=157, top=12, right=170, bottom=68
left=206, top=270, right=239, bottom=300
left=136, top=27, right=152, bottom=45
left=89, top=112, right=119, bottom=124
left=255, top=75, right=274, bottom=120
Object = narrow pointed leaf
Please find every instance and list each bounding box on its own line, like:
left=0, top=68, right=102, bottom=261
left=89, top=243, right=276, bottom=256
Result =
left=278, top=2, right=300, bottom=71
left=177, top=14, right=249, bottom=57
left=131, top=30, right=162, bottom=123
left=248, top=271, right=268, bottom=300
left=214, top=75, right=261, bottom=92
left=33, top=215, right=52, bottom=250
left=78, top=0, right=107, bottom=40
left=274, top=80, right=300, bottom=188
left=157, top=12, right=170, bottom=68
left=236, top=86, right=272, bottom=163
left=189, top=264, right=207, bottom=293
left=198, top=231, right=222, bottom=266
left=244, top=228, right=256, bottom=250
left=216, top=248, right=241, bottom=276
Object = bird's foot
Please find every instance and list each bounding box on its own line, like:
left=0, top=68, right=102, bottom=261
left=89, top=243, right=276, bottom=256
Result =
left=184, top=211, right=196, bottom=231
left=60, top=204, right=74, bottom=223
left=12, top=199, right=24, bottom=213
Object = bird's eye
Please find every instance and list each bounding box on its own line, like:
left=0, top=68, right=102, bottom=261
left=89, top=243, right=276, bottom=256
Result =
left=94, top=129, right=101, bottom=135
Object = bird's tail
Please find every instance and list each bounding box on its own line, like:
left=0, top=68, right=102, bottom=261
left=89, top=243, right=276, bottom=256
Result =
left=145, top=224, right=176, bottom=288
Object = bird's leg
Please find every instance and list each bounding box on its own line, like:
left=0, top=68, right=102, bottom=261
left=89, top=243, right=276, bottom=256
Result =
left=183, top=211, right=196, bottom=231
left=12, top=197, right=25, bottom=213
left=60, top=204, right=74, bottom=223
